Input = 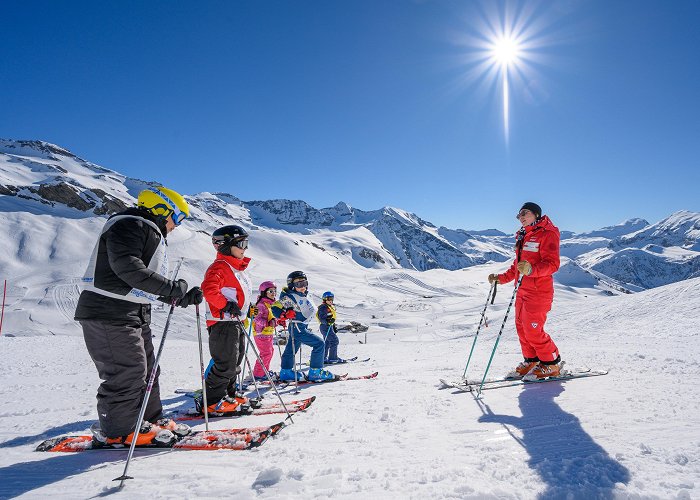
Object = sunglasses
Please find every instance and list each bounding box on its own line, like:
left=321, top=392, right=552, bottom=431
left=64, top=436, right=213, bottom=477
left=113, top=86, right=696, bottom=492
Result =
left=292, top=279, right=308, bottom=289
left=516, top=209, right=533, bottom=219
left=324, top=297, right=334, bottom=301
left=266, top=288, right=277, bottom=294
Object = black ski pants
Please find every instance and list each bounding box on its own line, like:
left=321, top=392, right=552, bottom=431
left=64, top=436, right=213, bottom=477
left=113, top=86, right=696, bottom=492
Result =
left=81, top=318, right=162, bottom=438
left=205, top=321, right=246, bottom=403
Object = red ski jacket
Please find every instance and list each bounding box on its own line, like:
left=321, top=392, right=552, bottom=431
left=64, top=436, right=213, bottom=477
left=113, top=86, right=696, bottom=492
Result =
left=498, top=215, right=560, bottom=311
left=201, top=253, right=252, bottom=327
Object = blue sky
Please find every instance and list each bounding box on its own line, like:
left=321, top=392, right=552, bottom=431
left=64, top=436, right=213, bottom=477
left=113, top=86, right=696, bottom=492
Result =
left=1, top=0, right=699, bottom=233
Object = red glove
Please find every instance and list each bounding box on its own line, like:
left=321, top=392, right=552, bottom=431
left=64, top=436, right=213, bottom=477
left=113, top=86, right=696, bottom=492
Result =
left=283, top=309, right=296, bottom=320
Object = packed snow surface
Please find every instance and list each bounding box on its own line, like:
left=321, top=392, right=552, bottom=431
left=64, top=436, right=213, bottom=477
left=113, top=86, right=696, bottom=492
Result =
left=1, top=267, right=698, bottom=499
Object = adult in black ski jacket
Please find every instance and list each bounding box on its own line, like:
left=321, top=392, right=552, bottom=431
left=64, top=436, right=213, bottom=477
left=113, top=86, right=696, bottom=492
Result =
left=74, top=207, right=185, bottom=323
left=75, top=187, right=202, bottom=441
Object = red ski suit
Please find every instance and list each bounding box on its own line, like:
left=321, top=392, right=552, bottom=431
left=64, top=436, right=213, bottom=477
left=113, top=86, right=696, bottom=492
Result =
left=201, top=253, right=251, bottom=328
left=498, top=215, right=560, bottom=362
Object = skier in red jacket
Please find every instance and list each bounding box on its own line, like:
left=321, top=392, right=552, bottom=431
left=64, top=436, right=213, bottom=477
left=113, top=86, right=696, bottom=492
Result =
left=200, top=225, right=254, bottom=414
left=488, top=202, right=561, bottom=380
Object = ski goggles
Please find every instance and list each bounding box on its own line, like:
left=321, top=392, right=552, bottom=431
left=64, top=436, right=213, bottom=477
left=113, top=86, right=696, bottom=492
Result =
left=232, top=238, right=249, bottom=250
left=171, top=211, right=187, bottom=226
left=153, top=188, right=187, bottom=226
left=292, top=279, right=308, bottom=289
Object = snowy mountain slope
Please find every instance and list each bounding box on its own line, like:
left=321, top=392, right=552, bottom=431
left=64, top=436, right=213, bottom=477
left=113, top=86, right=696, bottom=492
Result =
left=438, top=226, right=512, bottom=263
left=0, top=139, right=136, bottom=217
left=612, top=211, right=700, bottom=251
left=559, top=219, right=650, bottom=259
left=246, top=199, right=476, bottom=271
left=583, top=245, right=700, bottom=290
left=558, top=213, right=700, bottom=290
left=1, top=266, right=698, bottom=499
left=576, top=218, right=650, bottom=240
left=1, top=138, right=699, bottom=292
left=1, top=139, right=699, bottom=498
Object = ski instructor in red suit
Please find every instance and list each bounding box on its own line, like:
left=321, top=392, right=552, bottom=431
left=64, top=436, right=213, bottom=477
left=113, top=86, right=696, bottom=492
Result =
left=488, top=202, right=562, bottom=380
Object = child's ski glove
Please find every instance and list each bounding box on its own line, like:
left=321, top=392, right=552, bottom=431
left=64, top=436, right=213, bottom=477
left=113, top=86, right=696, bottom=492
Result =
left=220, top=301, right=241, bottom=319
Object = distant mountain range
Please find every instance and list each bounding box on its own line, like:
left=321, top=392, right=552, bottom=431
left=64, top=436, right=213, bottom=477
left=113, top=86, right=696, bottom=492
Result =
left=1, top=138, right=699, bottom=291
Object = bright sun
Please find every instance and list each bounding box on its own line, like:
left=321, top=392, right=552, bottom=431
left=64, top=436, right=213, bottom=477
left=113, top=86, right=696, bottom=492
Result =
left=455, top=3, right=554, bottom=147
left=491, top=36, right=521, bottom=66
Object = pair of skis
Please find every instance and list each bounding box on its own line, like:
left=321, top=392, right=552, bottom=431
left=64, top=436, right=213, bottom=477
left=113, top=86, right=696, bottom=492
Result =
left=276, top=371, right=378, bottom=388
left=37, top=371, right=379, bottom=453
left=440, top=368, right=608, bottom=393
left=174, top=396, right=316, bottom=420
left=301, top=356, right=371, bottom=366
left=36, top=422, right=286, bottom=452
left=35, top=397, right=311, bottom=453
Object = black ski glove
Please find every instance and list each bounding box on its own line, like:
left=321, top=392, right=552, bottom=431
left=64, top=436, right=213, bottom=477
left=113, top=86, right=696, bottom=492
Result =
left=333, top=324, right=338, bottom=333
left=158, top=279, right=188, bottom=304
left=326, top=315, right=335, bottom=325
left=178, top=287, right=203, bottom=308
left=220, top=301, right=241, bottom=319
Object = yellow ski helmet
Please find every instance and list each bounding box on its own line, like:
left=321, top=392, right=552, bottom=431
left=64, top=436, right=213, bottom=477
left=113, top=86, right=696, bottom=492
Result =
left=137, top=186, right=190, bottom=225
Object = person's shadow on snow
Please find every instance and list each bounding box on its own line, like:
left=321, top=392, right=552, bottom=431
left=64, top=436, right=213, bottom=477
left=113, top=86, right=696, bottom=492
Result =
left=0, top=421, right=167, bottom=498
left=478, top=383, right=629, bottom=499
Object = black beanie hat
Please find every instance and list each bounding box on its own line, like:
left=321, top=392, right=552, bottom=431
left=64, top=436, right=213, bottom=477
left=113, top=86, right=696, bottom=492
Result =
left=520, top=202, right=542, bottom=219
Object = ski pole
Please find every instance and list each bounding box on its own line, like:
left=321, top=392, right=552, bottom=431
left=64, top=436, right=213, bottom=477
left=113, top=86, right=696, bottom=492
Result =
left=0, top=279, right=6, bottom=336
left=195, top=304, right=209, bottom=431
left=475, top=275, right=524, bottom=398
left=243, top=349, right=263, bottom=400
left=239, top=307, right=254, bottom=384
left=462, top=281, right=497, bottom=380
left=115, top=299, right=177, bottom=486
left=325, top=324, right=333, bottom=363
left=290, top=322, right=301, bottom=394
left=115, top=258, right=184, bottom=487
left=242, top=312, right=263, bottom=399
left=236, top=318, right=294, bottom=422
left=275, top=325, right=285, bottom=359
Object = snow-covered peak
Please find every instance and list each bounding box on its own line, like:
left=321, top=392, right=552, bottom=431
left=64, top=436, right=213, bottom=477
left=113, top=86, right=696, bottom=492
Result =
left=1, top=138, right=698, bottom=286
left=0, top=139, right=80, bottom=161
left=0, top=138, right=133, bottom=217
left=612, top=210, right=700, bottom=251
left=574, top=218, right=649, bottom=239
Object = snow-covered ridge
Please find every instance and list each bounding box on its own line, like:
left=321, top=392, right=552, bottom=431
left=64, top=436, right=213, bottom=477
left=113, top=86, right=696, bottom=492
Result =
left=1, top=138, right=698, bottom=288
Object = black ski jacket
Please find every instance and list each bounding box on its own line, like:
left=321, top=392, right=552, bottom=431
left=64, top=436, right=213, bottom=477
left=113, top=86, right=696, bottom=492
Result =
left=74, top=208, right=182, bottom=324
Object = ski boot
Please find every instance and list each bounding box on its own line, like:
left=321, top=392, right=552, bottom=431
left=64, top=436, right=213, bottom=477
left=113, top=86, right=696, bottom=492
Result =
left=208, top=394, right=251, bottom=415
left=324, top=358, right=346, bottom=365
left=523, top=361, right=561, bottom=381
left=505, top=358, right=539, bottom=380
left=307, top=368, right=335, bottom=382
left=91, top=420, right=179, bottom=447
left=155, top=418, right=191, bottom=438
left=279, top=368, right=306, bottom=382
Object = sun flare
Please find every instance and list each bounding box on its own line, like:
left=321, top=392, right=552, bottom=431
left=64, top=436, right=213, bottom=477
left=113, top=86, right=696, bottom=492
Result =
left=454, top=3, right=555, bottom=148
left=491, top=35, right=521, bottom=66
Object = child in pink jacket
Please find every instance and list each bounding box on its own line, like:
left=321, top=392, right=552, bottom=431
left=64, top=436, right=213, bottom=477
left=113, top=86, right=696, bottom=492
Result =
left=252, top=281, right=278, bottom=379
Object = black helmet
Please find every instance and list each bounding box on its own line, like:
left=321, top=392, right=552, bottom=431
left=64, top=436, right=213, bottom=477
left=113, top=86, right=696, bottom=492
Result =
left=212, top=225, right=249, bottom=255
left=286, top=270, right=307, bottom=287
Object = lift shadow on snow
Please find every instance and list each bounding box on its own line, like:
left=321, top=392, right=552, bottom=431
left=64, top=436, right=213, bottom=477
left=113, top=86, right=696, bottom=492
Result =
left=477, top=383, right=630, bottom=499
